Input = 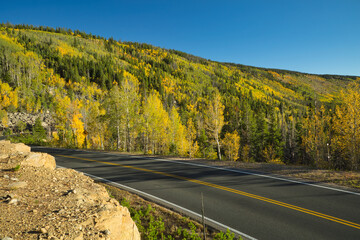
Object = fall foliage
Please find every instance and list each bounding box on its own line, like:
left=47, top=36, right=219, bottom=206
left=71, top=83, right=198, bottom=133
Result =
left=222, top=130, right=240, bottom=161
left=0, top=23, right=359, bottom=170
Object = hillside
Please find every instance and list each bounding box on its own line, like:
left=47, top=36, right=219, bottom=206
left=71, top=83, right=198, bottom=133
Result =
left=0, top=23, right=359, bottom=170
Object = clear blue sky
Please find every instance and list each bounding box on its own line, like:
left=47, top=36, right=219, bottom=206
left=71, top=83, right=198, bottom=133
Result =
left=1, top=0, right=359, bottom=76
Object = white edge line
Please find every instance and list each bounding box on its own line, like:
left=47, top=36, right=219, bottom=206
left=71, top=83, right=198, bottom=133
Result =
left=57, top=165, right=257, bottom=240
left=36, top=146, right=360, bottom=196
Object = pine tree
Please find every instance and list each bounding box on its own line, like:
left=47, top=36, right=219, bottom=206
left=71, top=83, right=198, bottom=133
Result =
left=33, top=117, right=46, bottom=141
left=264, top=110, right=283, bottom=163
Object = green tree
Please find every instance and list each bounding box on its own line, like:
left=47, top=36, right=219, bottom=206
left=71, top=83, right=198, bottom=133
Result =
left=252, top=111, right=268, bottom=162
left=264, top=110, right=283, bottom=163
left=16, top=120, right=27, bottom=133
left=33, top=117, right=46, bottom=141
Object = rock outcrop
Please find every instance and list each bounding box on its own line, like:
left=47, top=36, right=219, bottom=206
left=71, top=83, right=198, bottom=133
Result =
left=0, top=111, right=55, bottom=129
left=0, top=141, right=140, bottom=240
left=0, top=140, right=56, bottom=169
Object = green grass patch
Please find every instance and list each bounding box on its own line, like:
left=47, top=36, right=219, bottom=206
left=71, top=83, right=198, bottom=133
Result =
left=13, top=164, right=21, bottom=171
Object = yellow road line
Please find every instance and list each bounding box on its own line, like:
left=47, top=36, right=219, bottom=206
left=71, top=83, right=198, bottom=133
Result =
left=56, top=154, right=360, bottom=230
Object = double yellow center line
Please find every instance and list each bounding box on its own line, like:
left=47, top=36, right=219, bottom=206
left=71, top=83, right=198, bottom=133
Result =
left=56, top=154, right=360, bottom=230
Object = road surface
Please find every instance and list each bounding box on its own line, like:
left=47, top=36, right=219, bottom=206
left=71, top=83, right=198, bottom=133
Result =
left=32, top=147, right=360, bottom=240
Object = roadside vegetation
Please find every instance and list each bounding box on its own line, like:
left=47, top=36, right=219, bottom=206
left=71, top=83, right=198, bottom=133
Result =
left=101, top=183, right=242, bottom=240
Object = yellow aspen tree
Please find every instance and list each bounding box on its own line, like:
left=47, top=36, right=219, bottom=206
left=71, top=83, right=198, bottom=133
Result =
left=68, top=99, right=85, bottom=148
left=104, top=84, right=123, bottom=150
left=86, top=101, right=106, bottom=149
left=222, top=130, right=240, bottom=161
left=186, top=118, right=199, bottom=158
left=70, top=112, right=85, bottom=148
left=204, top=91, right=225, bottom=160
left=76, top=81, right=104, bottom=149
left=0, top=81, right=14, bottom=127
left=119, top=72, right=141, bottom=152
left=263, top=145, right=283, bottom=164
left=302, top=105, right=331, bottom=168
left=0, top=80, right=18, bottom=109
left=169, top=106, right=189, bottom=156
left=240, top=144, right=251, bottom=162
left=142, top=91, right=170, bottom=154
left=53, top=92, right=71, bottom=143
left=332, top=82, right=360, bottom=170
left=104, top=73, right=140, bottom=151
left=0, top=109, right=8, bottom=127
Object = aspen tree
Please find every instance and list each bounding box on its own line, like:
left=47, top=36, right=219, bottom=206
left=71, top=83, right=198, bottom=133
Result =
left=186, top=118, right=199, bottom=158
left=142, top=91, right=170, bottom=154
left=204, top=91, right=225, bottom=160
left=169, top=106, right=188, bottom=155
left=119, top=72, right=140, bottom=152
left=302, top=105, right=330, bottom=168
left=222, top=130, right=240, bottom=161
left=332, top=82, right=360, bottom=170
left=104, top=84, right=122, bottom=150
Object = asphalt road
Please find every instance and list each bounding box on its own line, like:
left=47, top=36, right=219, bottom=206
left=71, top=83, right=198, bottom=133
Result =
left=32, top=147, right=360, bottom=240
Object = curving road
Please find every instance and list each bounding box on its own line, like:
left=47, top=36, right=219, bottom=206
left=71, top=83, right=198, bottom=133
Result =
left=32, top=147, right=360, bottom=240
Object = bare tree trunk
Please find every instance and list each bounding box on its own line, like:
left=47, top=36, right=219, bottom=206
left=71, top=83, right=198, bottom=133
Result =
left=116, top=124, right=120, bottom=150
left=216, top=137, right=221, bottom=161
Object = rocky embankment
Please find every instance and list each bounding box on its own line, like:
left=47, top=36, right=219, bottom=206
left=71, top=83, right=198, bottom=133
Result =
left=0, top=141, right=140, bottom=240
left=0, top=112, right=55, bottom=130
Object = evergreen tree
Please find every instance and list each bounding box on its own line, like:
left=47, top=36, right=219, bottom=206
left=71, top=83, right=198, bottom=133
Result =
left=33, top=118, right=46, bottom=141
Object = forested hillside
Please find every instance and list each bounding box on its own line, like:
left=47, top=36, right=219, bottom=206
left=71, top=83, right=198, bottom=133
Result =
left=1, top=23, right=359, bottom=170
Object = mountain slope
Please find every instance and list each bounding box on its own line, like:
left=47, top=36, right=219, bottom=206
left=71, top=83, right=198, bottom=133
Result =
left=0, top=23, right=359, bottom=170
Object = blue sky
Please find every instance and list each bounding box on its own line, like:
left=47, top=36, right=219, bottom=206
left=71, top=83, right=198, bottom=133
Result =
left=1, top=0, right=359, bottom=76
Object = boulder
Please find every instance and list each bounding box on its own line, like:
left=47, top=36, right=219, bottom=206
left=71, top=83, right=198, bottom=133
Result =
left=0, top=141, right=31, bottom=154
left=11, top=143, right=31, bottom=154
left=21, top=152, right=56, bottom=170
left=94, top=202, right=141, bottom=240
